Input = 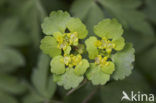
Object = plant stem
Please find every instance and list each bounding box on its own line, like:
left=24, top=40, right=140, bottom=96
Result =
left=66, top=79, right=87, bottom=96
left=82, top=87, right=99, bottom=103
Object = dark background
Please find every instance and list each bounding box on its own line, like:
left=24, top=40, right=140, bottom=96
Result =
left=0, top=0, right=156, bottom=103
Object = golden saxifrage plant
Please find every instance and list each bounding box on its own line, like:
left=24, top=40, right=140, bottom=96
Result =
left=40, top=10, right=135, bottom=89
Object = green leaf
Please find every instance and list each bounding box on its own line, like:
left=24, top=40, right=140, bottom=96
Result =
left=85, top=36, right=98, bottom=59
left=85, top=3, right=104, bottom=35
left=112, top=37, right=125, bottom=51
left=0, top=18, right=30, bottom=47
left=101, top=61, right=115, bottom=74
left=70, top=0, right=93, bottom=19
left=32, top=53, right=56, bottom=99
left=71, top=0, right=104, bottom=35
left=112, top=43, right=135, bottom=80
left=46, top=76, right=57, bottom=98
left=0, top=47, right=25, bottom=73
left=50, top=56, right=65, bottom=75
left=99, top=0, right=154, bottom=36
left=86, top=63, right=110, bottom=85
left=74, top=59, right=89, bottom=76
left=19, top=0, right=41, bottom=46
left=32, top=53, right=49, bottom=97
left=124, top=30, right=154, bottom=53
left=42, top=10, right=71, bottom=35
left=137, top=46, right=156, bottom=83
left=54, top=68, right=84, bottom=89
left=144, top=0, right=156, bottom=24
left=40, top=36, right=61, bottom=58
left=66, top=18, right=88, bottom=39
left=22, top=91, right=44, bottom=103
left=0, top=91, right=18, bottom=103
left=0, top=73, right=26, bottom=94
left=94, top=19, right=123, bottom=39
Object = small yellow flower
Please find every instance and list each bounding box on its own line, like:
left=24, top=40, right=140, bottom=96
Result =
left=63, top=55, right=71, bottom=65
left=95, top=55, right=102, bottom=64
left=95, top=40, right=102, bottom=47
left=56, top=32, right=79, bottom=52
left=95, top=37, right=116, bottom=55
left=95, top=55, right=109, bottom=66
left=72, top=54, right=82, bottom=65
left=61, top=54, right=82, bottom=68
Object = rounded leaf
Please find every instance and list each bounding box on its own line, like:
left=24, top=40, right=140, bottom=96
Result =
left=85, top=36, right=98, bottom=59
left=101, top=61, right=115, bottom=74
left=112, top=37, right=125, bottom=51
left=41, top=10, right=71, bottom=35
left=86, top=63, right=110, bottom=85
left=94, top=19, right=123, bottom=39
left=50, top=56, right=65, bottom=74
left=40, top=36, right=61, bottom=58
left=74, top=59, right=89, bottom=76
left=54, top=68, right=84, bottom=89
left=112, top=43, right=135, bottom=80
left=66, top=18, right=88, bottom=39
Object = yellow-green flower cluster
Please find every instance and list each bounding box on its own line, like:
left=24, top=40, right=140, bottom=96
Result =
left=40, top=11, right=89, bottom=89
left=95, top=37, right=115, bottom=54
left=61, top=54, right=82, bottom=68
left=55, top=32, right=78, bottom=51
left=40, top=10, right=135, bottom=88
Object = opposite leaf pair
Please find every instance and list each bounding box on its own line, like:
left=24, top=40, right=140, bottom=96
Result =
left=40, top=10, right=135, bottom=89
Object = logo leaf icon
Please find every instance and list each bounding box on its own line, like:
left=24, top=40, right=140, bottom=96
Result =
left=121, top=91, right=131, bottom=101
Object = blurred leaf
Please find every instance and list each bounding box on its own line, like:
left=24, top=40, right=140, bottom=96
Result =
left=41, top=0, right=68, bottom=13
left=0, top=72, right=26, bottom=94
left=0, top=91, right=18, bottom=103
left=19, top=0, right=42, bottom=46
left=144, top=0, right=156, bottom=24
left=124, top=30, right=155, bottom=53
left=23, top=90, right=44, bottom=103
left=112, top=43, right=135, bottom=80
left=137, top=46, right=156, bottom=83
left=0, top=47, right=25, bottom=72
left=100, top=70, right=151, bottom=103
left=0, top=18, right=30, bottom=47
left=71, top=0, right=104, bottom=35
left=99, top=0, right=154, bottom=36
left=32, top=53, right=56, bottom=99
